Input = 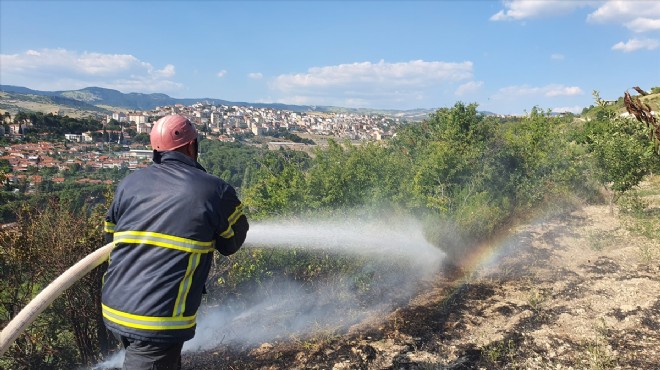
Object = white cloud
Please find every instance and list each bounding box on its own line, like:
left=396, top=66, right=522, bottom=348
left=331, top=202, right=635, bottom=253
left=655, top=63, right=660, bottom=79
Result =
left=274, top=60, right=472, bottom=90
left=625, top=17, right=660, bottom=33
left=154, top=64, right=176, bottom=78
left=493, top=1, right=660, bottom=33
left=495, top=84, right=584, bottom=98
left=551, top=53, right=565, bottom=60
left=455, top=81, right=483, bottom=97
left=0, top=48, right=182, bottom=93
left=546, top=85, right=583, bottom=97
left=269, top=59, right=473, bottom=108
left=248, top=72, right=263, bottom=79
left=588, top=1, right=660, bottom=32
left=552, top=105, right=584, bottom=114
left=217, top=70, right=227, bottom=78
left=612, top=38, right=660, bottom=52
left=491, top=0, right=589, bottom=21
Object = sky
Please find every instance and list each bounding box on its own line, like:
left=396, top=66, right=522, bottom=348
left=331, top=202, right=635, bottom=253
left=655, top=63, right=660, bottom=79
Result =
left=1, top=0, right=659, bottom=115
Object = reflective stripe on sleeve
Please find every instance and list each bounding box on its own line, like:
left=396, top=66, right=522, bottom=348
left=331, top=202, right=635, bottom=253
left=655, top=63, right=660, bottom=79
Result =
left=228, top=203, right=244, bottom=225
left=104, top=221, right=116, bottom=233
left=219, top=203, right=244, bottom=239
left=113, top=231, right=214, bottom=253
left=102, top=304, right=196, bottom=330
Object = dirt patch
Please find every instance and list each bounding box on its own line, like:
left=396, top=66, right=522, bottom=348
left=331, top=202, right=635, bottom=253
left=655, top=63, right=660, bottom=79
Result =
left=183, top=204, right=660, bottom=369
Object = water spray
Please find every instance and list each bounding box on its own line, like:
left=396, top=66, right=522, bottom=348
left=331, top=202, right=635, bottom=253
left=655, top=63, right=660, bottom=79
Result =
left=183, top=217, right=446, bottom=352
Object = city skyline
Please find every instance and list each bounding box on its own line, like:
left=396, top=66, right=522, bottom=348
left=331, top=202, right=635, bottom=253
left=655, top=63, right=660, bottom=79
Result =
left=1, top=0, right=659, bottom=115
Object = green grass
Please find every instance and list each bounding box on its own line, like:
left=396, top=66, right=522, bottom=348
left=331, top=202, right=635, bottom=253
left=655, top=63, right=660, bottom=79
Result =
left=618, top=175, right=660, bottom=263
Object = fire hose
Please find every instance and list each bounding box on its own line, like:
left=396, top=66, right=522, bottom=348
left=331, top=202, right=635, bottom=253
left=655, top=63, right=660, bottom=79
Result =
left=0, top=242, right=115, bottom=356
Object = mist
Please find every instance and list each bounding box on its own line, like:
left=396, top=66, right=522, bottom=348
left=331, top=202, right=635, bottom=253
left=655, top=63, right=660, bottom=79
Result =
left=183, top=216, right=446, bottom=352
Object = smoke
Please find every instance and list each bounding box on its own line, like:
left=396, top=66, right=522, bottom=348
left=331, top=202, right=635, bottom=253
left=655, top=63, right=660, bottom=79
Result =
left=184, top=216, right=446, bottom=352
left=90, top=350, right=124, bottom=370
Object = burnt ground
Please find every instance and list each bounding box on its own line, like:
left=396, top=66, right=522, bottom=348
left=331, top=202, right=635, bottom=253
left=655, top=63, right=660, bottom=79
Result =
left=183, top=203, right=660, bottom=370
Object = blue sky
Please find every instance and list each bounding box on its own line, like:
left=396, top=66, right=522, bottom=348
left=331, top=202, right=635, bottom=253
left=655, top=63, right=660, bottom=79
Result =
left=1, top=1, right=659, bottom=115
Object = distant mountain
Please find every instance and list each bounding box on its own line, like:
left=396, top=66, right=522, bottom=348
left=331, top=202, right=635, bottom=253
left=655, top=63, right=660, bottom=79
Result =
left=0, top=85, right=197, bottom=111
left=0, top=84, right=358, bottom=112
left=0, top=87, right=112, bottom=115
left=0, top=84, right=437, bottom=120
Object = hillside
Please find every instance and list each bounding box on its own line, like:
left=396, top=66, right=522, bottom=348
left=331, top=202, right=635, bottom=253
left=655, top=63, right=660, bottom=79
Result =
left=177, top=180, right=660, bottom=369
left=0, top=85, right=435, bottom=119
left=0, top=91, right=111, bottom=119
left=582, top=87, right=660, bottom=119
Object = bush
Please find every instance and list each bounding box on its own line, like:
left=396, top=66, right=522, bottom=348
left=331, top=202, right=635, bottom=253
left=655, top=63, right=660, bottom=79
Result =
left=0, top=198, right=115, bottom=368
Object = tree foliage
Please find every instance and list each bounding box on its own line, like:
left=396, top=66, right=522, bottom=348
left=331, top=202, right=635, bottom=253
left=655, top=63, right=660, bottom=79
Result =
left=198, top=140, right=269, bottom=188
left=584, top=92, right=656, bottom=209
left=13, top=112, right=102, bottom=140
left=0, top=197, right=115, bottom=369
left=240, top=102, right=595, bottom=248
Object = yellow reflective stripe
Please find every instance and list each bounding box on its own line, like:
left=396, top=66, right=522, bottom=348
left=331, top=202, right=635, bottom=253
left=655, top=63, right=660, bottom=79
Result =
left=102, top=304, right=196, bottom=330
left=104, top=221, right=115, bottom=233
left=173, top=253, right=200, bottom=317
left=219, top=204, right=243, bottom=239
left=113, top=231, right=214, bottom=253
left=219, top=227, right=235, bottom=239
left=228, top=203, right=244, bottom=225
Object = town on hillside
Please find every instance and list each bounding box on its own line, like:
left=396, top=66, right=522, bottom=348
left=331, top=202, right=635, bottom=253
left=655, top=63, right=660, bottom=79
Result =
left=0, top=102, right=407, bottom=194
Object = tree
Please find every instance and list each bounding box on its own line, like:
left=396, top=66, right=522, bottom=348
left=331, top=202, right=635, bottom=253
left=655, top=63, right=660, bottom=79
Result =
left=40, top=166, right=58, bottom=177
left=589, top=118, right=654, bottom=210
left=0, top=198, right=115, bottom=368
left=586, top=94, right=655, bottom=211
left=132, top=133, right=150, bottom=144
left=0, top=158, right=11, bottom=180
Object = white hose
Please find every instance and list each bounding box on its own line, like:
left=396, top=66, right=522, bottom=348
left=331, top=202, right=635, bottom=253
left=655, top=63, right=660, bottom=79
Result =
left=0, top=242, right=115, bottom=356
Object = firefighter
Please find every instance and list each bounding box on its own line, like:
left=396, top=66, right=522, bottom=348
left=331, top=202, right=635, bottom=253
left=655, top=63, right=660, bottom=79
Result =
left=102, top=114, right=248, bottom=369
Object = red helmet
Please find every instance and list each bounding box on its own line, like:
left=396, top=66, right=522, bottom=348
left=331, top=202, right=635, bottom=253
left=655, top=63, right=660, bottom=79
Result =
left=150, top=114, right=198, bottom=151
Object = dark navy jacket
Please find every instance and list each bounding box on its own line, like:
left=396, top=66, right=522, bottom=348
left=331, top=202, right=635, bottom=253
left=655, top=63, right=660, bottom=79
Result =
left=102, top=151, right=248, bottom=343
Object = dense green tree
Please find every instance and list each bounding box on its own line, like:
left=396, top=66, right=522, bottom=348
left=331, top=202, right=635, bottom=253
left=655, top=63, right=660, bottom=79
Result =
left=0, top=158, right=11, bottom=174
left=0, top=158, right=11, bottom=186
left=588, top=117, right=654, bottom=208
left=132, top=133, right=150, bottom=144
left=40, top=167, right=58, bottom=177
left=199, top=140, right=274, bottom=188
left=583, top=93, right=656, bottom=210
left=12, top=112, right=103, bottom=141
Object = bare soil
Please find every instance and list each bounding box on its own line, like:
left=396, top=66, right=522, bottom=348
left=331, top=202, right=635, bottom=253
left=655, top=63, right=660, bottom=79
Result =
left=184, top=202, right=660, bottom=369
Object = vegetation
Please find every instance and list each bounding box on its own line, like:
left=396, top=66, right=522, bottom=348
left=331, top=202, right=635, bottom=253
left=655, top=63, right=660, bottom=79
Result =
left=1, top=90, right=659, bottom=368
left=198, top=140, right=269, bottom=189
left=271, top=128, right=316, bottom=145
left=582, top=91, right=659, bottom=210
left=0, top=198, right=114, bottom=369
left=12, top=112, right=102, bottom=141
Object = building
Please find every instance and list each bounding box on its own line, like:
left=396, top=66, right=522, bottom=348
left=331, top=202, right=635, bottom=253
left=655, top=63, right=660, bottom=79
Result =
left=252, top=125, right=267, bottom=136
left=8, top=123, right=24, bottom=135
left=129, top=113, right=147, bottom=125
left=136, top=121, right=151, bottom=134
left=64, top=134, right=83, bottom=142
left=123, top=149, right=153, bottom=160
left=111, top=112, right=128, bottom=123
left=82, top=132, right=94, bottom=143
